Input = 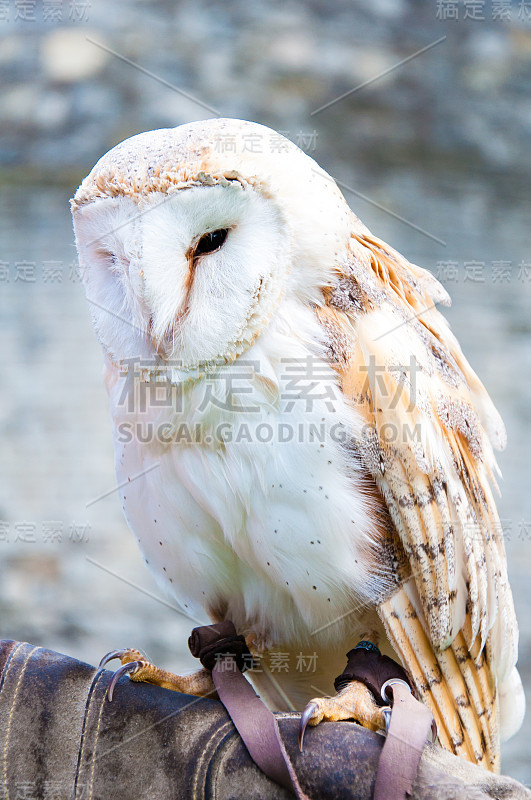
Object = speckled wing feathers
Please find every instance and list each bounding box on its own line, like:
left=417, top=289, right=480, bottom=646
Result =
left=381, top=591, right=499, bottom=769
left=318, top=229, right=519, bottom=770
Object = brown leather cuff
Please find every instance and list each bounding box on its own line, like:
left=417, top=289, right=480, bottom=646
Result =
left=334, top=642, right=412, bottom=704
left=188, top=621, right=251, bottom=672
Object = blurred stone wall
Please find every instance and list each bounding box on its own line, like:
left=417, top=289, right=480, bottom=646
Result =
left=1, top=0, right=530, bottom=182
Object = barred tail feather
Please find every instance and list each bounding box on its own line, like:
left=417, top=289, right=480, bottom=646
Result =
left=379, top=583, right=501, bottom=772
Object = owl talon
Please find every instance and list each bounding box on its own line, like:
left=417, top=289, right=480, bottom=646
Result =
left=107, top=660, right=143, bottom=702
left=97, top=647, right=216, bottom=698
left=299, top=680, right=386, bottom=749
left=98, top=648, right=144, bottom=668
left=98, top=648, right=149, bottom=701
left=298, top=702, right=319, bottom=751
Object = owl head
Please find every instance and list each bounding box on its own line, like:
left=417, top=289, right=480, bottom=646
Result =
left=72, top=118, right=356, bottom=371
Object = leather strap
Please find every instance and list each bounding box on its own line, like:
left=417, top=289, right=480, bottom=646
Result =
left=189, top=623, right=309, bottom=799
left=213, top=655, right=309, bottom=799
left=334, top=643, right=413, bottom=702
left=188, top=620, right=251, bottom=672
left=373, top=682, right=434, bottom=800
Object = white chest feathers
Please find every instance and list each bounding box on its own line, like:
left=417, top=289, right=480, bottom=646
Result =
left=106, top=317, right=390, bottom=647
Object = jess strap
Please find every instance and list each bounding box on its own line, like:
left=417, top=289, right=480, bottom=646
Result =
left=336, top=641, right=434, bottom=800
left=189, top=622, right=309, bottom=799
left=374, top=681, right=434, bottom=800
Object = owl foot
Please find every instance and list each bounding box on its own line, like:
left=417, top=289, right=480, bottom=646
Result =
left=298, top=680, right=386, bottom=750
left=98, top=648, right=215, bottom=701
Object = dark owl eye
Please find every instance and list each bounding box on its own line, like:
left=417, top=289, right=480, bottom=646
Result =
left=193, top=228, right=229, bottom=258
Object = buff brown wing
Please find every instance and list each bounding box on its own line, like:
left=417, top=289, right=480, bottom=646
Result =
left=317, top=229, right=520, bottom=771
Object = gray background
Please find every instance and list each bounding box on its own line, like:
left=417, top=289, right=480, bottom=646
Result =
left=0, top=0, right=530, bottom=782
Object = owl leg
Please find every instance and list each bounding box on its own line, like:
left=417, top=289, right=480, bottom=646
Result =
left=99, top=648, right=216, bottom=701
left=298, top=680, right=386, bottom=749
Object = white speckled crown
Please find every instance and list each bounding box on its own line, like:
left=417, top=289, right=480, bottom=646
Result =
left=73, top=119, right=330, bottom=204
left=71, top=118, right=355, bottom=259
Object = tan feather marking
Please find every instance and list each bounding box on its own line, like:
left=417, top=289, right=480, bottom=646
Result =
left=351, top=233, right=418, bottom=307
left=320, top=315, right=354, bottom=368
left=435, top=644, right=490, bottom=766
left=379, top=588, right=500, bottom=769
left=380, top=588, right=473, bottom=761
left=437, top=397, right=484, bottom=460
left=375, top=454, right=453, bottom=647
left=451, top=633, right=499, bottom=767
left=409, top=472, right=450, bottom=641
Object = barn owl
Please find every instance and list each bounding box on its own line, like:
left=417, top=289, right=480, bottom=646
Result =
left=72, top=118, right=524, bottom=773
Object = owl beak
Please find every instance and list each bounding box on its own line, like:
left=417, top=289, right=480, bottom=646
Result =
left=153, top=336, right=172, bottom=361
left=147, top=315, right=173, bottom=361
